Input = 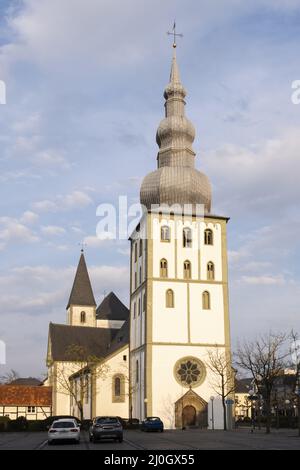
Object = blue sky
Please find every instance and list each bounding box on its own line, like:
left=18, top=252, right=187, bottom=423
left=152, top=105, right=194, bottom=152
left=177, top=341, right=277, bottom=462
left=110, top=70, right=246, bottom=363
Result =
left=0, top=0, right=300, bottom=377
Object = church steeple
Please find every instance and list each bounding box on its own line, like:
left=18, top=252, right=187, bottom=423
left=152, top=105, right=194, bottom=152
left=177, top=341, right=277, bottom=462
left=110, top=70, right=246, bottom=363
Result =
left=66, top=251, right=96, bottom=310
left=140, top=45, right=212, bottom=213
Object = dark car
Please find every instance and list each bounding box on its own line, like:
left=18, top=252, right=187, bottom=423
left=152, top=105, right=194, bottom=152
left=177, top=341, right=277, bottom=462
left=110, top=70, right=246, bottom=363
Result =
left=89, top=416, right=123, bottom=443
left=141, top=417, right=164, bottom=432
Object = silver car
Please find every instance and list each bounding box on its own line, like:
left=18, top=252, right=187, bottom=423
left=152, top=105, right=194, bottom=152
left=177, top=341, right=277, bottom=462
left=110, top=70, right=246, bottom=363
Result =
left=48, top=419, right=81, bottom=445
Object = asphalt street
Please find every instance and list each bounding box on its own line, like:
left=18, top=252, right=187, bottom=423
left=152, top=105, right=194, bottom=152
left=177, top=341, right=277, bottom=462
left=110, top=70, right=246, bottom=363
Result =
left=0, top=428, right=299, bottom=450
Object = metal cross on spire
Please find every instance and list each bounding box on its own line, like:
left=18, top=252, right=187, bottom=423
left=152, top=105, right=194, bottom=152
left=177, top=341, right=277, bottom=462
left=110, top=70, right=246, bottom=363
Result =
left=167, top=21, right=183, bottom=48
left=78, top=241, right=87, bottom=253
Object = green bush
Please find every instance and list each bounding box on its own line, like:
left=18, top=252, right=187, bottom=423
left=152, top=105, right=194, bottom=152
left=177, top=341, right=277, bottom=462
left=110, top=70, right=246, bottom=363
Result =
left=7, top=416, right=28, bottom=431
left=0, top=416, right=10, bottom=432
left=27, top=420, right=44, bottom=432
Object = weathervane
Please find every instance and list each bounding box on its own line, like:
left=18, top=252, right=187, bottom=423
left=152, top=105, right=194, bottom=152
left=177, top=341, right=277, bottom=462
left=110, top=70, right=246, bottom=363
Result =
left=78, top=242, right=87, bottom=253
left=167, top=21, right=183, bottom=48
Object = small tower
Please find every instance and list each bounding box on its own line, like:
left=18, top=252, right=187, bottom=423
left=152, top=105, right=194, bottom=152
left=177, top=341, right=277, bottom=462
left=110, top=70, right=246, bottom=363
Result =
left=66, top=251, right=97, bottom=327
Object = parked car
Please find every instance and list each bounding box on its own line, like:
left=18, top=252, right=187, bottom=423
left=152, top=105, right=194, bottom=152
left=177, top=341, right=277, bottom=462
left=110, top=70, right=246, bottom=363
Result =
left=141, top=417, right=164, bottom=432
left=89, top=416, right=123, bottom=443
left=48, top=419, right=81, bottom=445
left=44, top=415, right=81, bottom=430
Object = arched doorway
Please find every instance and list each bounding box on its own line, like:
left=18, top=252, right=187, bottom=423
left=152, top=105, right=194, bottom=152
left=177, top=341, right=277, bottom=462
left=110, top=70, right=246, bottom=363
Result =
left=175, top=389, right=208, bottom=428
left=183, top=405, right=196, bottom=426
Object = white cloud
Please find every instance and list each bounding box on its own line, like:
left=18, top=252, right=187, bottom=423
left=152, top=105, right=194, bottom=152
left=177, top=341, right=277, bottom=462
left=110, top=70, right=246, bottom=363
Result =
left=41, top=225, right=66, bottom=236
left=0, top=216, right=39, bottom=247
left=33, top=190, right=93, bottom=213
left=32, top=149, right=70, bottom=169
left=239, top=275, right=286, bottom=285
left=20, top=210, right=38, bottom=225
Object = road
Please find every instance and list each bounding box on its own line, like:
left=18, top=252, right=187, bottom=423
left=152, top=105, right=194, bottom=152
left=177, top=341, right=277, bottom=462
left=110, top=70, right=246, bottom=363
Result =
left=0, top=428, right=299, bottom=450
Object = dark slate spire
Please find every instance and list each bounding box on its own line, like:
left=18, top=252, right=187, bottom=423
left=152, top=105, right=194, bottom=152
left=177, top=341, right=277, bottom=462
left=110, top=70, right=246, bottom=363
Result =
left=66, top=252, right=96, bottom=310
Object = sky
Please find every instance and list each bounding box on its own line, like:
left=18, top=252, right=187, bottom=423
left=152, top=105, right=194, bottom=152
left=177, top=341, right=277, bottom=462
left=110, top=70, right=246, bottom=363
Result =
left=0, top=0, right=300, bottom=377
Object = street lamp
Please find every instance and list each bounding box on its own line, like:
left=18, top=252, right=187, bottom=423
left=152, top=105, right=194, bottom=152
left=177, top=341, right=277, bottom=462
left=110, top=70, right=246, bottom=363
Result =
left=210, top=396, right=215, bottom=431
left=248, top=389, right=256, bottom=433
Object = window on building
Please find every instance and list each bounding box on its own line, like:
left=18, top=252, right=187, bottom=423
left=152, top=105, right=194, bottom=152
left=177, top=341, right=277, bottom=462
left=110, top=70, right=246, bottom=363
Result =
left=166, top=289, right=174, bottom=308
left=134, top=272, right=137, bottom=290
left=160, top=258, right=168, bottom=278
left=139, top=239, right=143, bottom=257
left=123, top=355, right=127, bottom=361
left=161, top=225, right=170, bottom=242
left=85, top=376, right=89, bottom=404
left=112, top=374, right=125, bottom=403
left=183, top=227, right=192, bottom=248
left=136, top=360, right=139, bottom=383
left=27, top=406, right=36, bottom=413
left=143, top=292, right=146, bottom=311
left=204, top=229, right=213, bottom=245
left=207, top=261, right=215, bottom=280
left=134, top=242, right=137, bottom=262
left=184, top=260, right=192, bottom=279
left=133, top=302, right=136, bottom=319
left=203, top=291, right=211, bottom=310
left=138, top=298, right=141, bottom=316
left=139, top=266, right=142, bottom=284
left=80, top=311, right=86, bottom=324
left=115, top=377, right=121, bottom=397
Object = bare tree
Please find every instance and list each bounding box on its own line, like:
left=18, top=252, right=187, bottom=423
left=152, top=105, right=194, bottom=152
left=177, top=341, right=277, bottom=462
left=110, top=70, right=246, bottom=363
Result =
left=49, top=345, right=109, bottom=421
left=0, top=369, right=19, bottom=384
left=205, top=348, right=235, bottom=431
left=290, top=330, right=300, bottom=437
left=236, top=333, right=288, bottom=434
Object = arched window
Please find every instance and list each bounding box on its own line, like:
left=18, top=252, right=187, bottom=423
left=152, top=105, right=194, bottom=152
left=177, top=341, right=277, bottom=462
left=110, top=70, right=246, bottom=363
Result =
left=112, top=374, right=125, bottom=403
left=160, top=258, right=168, bottom=278
left=80, top=311, right=86, bottom=324
left=204, top=229, right=213, bottom=245
left=184, top=260, right=192, bottom=279
left=203, top=291, right=211, bottom=310
left=139, top=239, right=143, bottom=257
left=115, top=377, right=121, bottom=397
left=166, top=289, right=174, bottom=308
left=161, top=225, right=170, bottom=242
left=134, top=242, right=137, bottom=262
left=136, top=360, right=139, bottom=383
left=183, top=227, right=192, bottom=248
left=207, top=261, right=215, bottom=280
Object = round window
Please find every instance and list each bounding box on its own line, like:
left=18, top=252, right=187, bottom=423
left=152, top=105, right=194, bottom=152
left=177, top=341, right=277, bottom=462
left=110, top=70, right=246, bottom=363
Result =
left=174, top=357, right=206, bottom=388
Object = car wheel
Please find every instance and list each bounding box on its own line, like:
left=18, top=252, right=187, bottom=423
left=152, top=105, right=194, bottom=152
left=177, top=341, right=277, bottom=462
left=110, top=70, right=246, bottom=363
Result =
left=118, top=437, right=123, bottom=443
left=47, top=441, right=52, bottom=446
left=160, top=429, right=164, bottom=433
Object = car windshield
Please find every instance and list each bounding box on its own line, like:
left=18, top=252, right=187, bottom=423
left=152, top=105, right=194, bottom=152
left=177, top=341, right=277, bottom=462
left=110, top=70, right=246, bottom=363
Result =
left=52, top=421, right=75, bottom=429
left=96, top=418, right=118, bottom=424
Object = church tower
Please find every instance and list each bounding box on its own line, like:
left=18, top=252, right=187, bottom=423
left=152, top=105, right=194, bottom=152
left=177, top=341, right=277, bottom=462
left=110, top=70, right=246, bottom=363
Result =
left=66, top=250, right=97, bottom=327
left=129, top=45, right=232, bottom=429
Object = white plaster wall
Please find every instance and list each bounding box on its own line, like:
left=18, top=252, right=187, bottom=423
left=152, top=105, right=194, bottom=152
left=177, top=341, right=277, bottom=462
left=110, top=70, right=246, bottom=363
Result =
left=130, top=349, right=145, bottom=420
left=189, top=283, right=225, bottom=344
left=96, top=319, right=125, bottom=329
left=152, top=281, right=189, bottom=343
left=68, top=305, right=96, bottom=327
left=151, top=345, right=225, bottom=429
left=200, top=222, right=222, bottom=281
left=96, top=348, right=129, bottom=418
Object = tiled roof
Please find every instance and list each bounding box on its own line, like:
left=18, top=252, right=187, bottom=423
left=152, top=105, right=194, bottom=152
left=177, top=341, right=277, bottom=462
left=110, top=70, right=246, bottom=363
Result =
left=49, top=323, right=119, bottom=361
left=66, top=253, right=96, bottom=309
left=0, top=385, right=52, bottom=406
left=10, top=378, right=42, bottom=386
left=96, top=292, right=129, bottom=321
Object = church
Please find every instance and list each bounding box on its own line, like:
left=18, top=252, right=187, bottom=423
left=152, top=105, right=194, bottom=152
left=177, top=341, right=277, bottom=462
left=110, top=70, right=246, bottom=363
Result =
left=46, top=43, right=233, bottom=430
